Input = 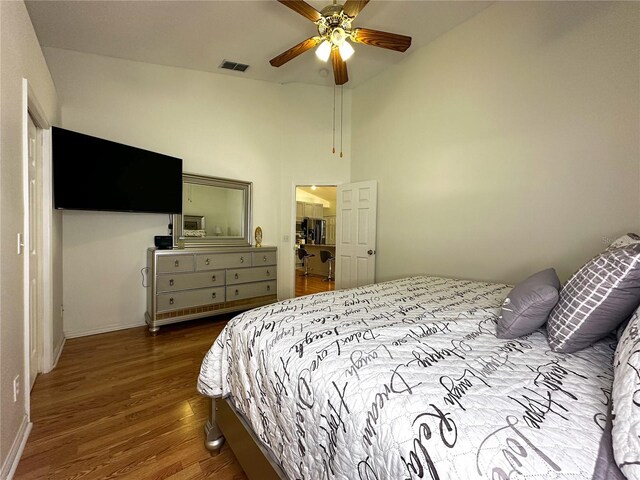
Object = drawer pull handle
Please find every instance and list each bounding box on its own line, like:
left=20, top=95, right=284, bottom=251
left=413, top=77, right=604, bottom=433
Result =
left=169, top=297, right=174, bottom=305
left=263, top=256, right=267, bottom=262
left=212, top=275, right=216, bottom=282
left=266, top=270, right=270, bottom=276
left=267, top=285, right=271, bottom=291
left=235, top=273, right=239, bottom=279
left=205, top=258, right=210, bottom=266
left=235, top=289, right=239, bottom=296
left=169, top=279, right=174, bottom=286
left=174, top=260, right=179, bottom=267
left=212, top=292, right=216, bottom=299
left=240, top=256, right=245, bottom=264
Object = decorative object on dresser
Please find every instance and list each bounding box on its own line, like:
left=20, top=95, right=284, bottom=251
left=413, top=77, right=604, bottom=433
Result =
left=145, top=246, right=277, bottom=333
left=254, top=226, right=262, bottom=248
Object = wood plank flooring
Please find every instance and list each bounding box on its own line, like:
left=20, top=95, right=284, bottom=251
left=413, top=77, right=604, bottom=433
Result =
left=294, top=270, right=335, bottom=297
left=14, top=317, right=247, bottom=480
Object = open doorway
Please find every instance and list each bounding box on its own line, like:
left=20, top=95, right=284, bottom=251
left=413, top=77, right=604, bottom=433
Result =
left=295, top=185, right=337, bottom=297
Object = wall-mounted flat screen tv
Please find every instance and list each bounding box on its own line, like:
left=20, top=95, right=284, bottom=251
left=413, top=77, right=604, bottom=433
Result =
left=53, top=127, right=182, bottom=214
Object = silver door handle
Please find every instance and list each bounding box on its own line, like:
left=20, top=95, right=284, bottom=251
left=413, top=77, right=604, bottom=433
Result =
left=174, top=260, right=179, bottom=267
left=235, top=273, right=239, bottom=279
left=205, top=258, right=210, bottom=265
left=211, top=275, right=216, bottom=282
left=367, top=249, right=375, bottom=255
left=169, top=279, right=174, bottom=286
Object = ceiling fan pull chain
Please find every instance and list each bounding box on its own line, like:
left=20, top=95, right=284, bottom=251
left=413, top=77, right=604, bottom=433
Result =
left=340, top=85, right=344, bottom=158
left=332, top=84, right=336, bottom=154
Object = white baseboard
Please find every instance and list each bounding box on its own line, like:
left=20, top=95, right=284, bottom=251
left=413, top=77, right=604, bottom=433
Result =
left=64, top=320, right=146, bottom=339
left=0, top=416, right=32, bottom=480
left=52, top=335, right=66, bottom=368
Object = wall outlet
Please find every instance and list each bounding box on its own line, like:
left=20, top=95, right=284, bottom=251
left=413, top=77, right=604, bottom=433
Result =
left=13, top=375, right=20, bottom=402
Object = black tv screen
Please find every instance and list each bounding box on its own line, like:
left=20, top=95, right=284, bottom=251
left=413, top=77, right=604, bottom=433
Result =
left=53, top=127, right=182, bottom=214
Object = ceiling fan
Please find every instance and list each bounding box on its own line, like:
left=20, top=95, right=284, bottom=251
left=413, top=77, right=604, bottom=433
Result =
left=269, top=0, right=412, bottom=85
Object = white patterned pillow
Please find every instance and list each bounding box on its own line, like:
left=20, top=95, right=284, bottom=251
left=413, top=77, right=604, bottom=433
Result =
left=609, top=233, right=640, bottom=250
left=547, top=243, right=640, bottom=353
left=612, top=306, right=640, bottom=479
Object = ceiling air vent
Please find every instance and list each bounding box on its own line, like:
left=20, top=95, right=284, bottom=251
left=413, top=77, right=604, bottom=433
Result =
left=219, top=60, right=249, bottom=72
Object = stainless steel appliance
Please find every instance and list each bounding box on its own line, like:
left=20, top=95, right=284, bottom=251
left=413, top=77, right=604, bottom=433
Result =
left=302, top=218, right=326, bottom=245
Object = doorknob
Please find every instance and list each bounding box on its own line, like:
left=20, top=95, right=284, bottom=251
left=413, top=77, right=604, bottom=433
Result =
left=367, top=249, right=376, bottom=255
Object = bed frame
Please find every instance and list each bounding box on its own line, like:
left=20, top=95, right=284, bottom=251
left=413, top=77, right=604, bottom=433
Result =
left=205, top=397, right=287, bottom=479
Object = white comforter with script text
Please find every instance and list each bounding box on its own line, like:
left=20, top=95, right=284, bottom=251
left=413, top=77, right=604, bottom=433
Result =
left=198, top=276, right=614, bottom=480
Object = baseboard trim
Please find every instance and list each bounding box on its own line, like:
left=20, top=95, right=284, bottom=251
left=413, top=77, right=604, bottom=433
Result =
left=64, top=321, right=146, bottom=339
left=0, top=416, right=32, bottom=480
left=52, top=335, right=66, bottom=368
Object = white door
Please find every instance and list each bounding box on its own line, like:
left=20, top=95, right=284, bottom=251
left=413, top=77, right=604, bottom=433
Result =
left=28, top=115, right=40, bottom=388
left=336, top=180, right=377, bottom=289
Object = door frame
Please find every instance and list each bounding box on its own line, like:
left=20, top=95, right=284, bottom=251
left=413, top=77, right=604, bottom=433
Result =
left=22, top=79, right=53, bottom=418
left=288, top=182, right=339, bottom=299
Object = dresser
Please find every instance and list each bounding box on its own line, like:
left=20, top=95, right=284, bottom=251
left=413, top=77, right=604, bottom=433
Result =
left=146, top=246, right=277, bottom=333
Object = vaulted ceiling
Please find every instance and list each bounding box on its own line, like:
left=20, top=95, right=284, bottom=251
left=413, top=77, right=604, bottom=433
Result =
left=26, top=1, right=491, bottom=88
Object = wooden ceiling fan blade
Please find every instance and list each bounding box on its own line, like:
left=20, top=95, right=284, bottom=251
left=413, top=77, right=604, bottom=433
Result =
left=342, top=0, right=369, bottom=18
left=270, top=37, right=321, bottom=67
left=331, top=48, right=348, bottom=85
left=352, top=28, right=412, bottom=52
left=277, top=0, right=322, bottom=22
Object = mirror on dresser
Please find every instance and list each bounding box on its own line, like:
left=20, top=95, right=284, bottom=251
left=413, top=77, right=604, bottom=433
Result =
left=173, top=174, right=252, bottom=248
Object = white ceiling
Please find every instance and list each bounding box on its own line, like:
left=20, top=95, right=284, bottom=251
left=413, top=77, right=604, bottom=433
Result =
left=25, top=0, right=491, bottom=88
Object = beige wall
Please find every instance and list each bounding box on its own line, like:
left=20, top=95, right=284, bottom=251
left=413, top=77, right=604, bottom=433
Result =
left=43, top=48, right=351, bottom=337
left=352, top=1, right=640, bottom=285
left=0, top=1, right=59, bottom=474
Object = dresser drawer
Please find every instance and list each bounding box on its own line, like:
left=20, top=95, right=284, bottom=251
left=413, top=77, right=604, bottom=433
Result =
left=226, top=281, right=276, bottom=301
left=251, top=251, right=277, bottom=266
left=157, top=254, right=194, bottom=273
left=195, top=252, right=251, bottom=271
left=156, top=287, right=224, bottom=313
left=226, top=266, right=276, bottom=285
left=157, top=270, right=224, bottom=293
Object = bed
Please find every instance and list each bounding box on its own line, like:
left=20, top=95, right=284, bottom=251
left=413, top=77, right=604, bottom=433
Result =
left=197, top=275, right=622, bottom=479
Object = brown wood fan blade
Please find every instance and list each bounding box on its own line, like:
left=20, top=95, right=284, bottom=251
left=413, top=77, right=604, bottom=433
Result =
left=352, top=27, right=412, bottom=52
left=342, top=0, right=369, bottom=18
left=331, top=47, right=348, bottom=85
left=277, top=0, right=322, bottom=22
left=270, top=37, right=321, bottom=67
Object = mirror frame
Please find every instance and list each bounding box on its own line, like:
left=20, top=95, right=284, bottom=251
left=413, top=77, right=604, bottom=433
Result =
left=173, top=173, right=252, bottom=248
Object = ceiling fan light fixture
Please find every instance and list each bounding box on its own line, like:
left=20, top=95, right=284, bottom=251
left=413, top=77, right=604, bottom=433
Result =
left=330, top=27, right=347, bottom=46
left=315, top=40, right=332, bottom=62
left=339, top=41, right=354, bottom=61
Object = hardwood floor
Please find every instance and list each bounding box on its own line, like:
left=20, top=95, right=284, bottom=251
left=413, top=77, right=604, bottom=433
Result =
left=295, top=270, right=335, bottom=297
left=14, top=317, right=247, bottom=480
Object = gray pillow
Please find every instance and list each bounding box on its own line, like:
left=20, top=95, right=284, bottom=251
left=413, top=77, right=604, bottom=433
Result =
left=608, top=232, right=640, bottom=250
left=496, top=268, right=560, bottom=339
left=547, top=243, right=640, bottom=353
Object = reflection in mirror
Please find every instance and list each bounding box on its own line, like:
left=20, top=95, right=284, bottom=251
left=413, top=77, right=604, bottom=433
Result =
left=173, top=174, right=252, bottom=247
